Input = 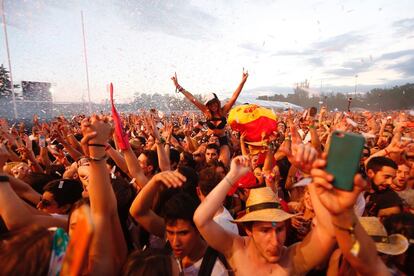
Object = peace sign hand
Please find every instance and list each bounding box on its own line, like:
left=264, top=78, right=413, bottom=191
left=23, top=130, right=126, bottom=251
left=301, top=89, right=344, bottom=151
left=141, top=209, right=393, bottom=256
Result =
left=241, top=68, right=249, bottom=83
left=171, top=72, right=180, bottom=88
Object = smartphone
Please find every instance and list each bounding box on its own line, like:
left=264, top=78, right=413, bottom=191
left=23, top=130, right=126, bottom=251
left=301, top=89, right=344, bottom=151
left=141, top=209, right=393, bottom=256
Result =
left=39, top=135, right=46, bottom=148
left=326, top=131, right=365, bottom=191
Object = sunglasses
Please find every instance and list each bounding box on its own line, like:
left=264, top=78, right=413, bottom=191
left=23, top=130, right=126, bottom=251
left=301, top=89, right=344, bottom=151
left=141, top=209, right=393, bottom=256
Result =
left=39, top=197, right=53, bottom=208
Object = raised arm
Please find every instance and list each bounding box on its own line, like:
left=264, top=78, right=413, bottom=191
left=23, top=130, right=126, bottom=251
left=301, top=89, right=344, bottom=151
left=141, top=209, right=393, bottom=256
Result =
left=81, top=116, right=127, bottom=275
left=311, top=159, right=389, bottom=275
left=129, top=171, right=186, bottom=238
left=145, top=115, right=170, bottom=171
left=222, top=69, right=249, bottom=114
left=278, top=141, right=337, bottom=274
left=0, top=174, right=67, bottom=230
left=53, top=126, right=83, bottom=161
left=7, top=175, right=42, bottom=205
left=239, top=132, right=249, bottom=156
left=106, top=145, right=129, bottom=175
left=193, top=156, right=250, bottom=257
left=122, top=147, right=148, bottom=189
left=171, top=73, right=208, bottom=114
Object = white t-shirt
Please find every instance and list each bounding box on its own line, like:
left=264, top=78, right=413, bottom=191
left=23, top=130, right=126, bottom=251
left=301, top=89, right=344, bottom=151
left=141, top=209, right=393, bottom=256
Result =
left=183, top=256, right=228, bottom=276
left=298, top=129, right=311, bottom=144
left=213, top=207, right=239, bottom=235
left=397, top=188, right=414, bottom=208
left=354, top=192, right=366, bottom=217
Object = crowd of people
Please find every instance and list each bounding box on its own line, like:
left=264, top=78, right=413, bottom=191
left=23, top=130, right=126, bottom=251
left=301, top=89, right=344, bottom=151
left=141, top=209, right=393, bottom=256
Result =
left=0, top=71, right=413, bottom=275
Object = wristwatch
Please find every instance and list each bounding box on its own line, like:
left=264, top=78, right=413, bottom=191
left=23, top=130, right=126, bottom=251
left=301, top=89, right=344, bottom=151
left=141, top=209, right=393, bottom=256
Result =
left=0, top=175, right=9, bottom=183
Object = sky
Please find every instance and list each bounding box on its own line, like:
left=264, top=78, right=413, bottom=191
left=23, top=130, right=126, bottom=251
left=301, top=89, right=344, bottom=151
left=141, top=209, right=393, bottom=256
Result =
left=0, top=0, right=413, bottom=103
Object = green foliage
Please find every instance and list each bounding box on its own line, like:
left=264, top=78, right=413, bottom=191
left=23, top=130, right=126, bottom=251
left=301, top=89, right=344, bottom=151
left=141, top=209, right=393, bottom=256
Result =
left=257, top=83, right=414, bottom=111
left=131, top=92, right=204, bottom=111
left=0, top=64, right=12, bottom=97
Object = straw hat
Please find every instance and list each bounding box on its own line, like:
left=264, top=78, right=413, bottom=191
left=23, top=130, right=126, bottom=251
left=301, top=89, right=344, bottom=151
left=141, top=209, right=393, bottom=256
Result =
left=232, top=187, right=296, bottom=223
left=359, top=217, right=409, bottom=256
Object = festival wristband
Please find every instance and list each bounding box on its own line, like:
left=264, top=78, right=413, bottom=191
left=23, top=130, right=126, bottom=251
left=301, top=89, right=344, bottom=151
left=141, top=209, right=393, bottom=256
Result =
left=88, top=143, right=106, bottom=147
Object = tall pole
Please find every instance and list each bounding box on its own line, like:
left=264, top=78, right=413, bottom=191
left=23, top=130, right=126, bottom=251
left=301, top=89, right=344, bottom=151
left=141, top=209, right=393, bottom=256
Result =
left=81, top=11, right=92, bottom=114
left=354, top=74, right=358, bottom=98
left=1, top=0, right=18, bottom=119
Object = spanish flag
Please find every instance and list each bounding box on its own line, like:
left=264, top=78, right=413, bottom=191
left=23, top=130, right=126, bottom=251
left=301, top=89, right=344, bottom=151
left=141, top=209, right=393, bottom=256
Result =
left=228, top=104, right=277, bottom=142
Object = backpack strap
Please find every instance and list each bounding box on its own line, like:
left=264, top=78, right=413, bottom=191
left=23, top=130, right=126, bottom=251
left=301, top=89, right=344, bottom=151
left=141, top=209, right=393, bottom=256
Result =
left=198, top=247, right=219, bottom=276
left=198, top=247, right=233, bottom=276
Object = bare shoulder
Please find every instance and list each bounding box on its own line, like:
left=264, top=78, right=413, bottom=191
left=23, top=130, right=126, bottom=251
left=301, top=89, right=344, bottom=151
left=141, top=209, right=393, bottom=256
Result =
left=226, top=236, right=249, bottom=260
left=230, top=235, right=248, bottom=252
left=285, top=243, right=312, bottom=275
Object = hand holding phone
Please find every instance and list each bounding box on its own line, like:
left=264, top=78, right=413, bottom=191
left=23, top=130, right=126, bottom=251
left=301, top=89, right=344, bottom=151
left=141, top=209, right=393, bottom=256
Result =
left=326, top=131, right=365, bottom=191
left=39, top=134, right=46, bottom=148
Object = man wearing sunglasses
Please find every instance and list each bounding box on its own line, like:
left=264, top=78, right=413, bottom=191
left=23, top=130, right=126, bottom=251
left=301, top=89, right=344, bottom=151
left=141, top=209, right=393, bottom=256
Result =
left=37, top=179, right=83, bottom=216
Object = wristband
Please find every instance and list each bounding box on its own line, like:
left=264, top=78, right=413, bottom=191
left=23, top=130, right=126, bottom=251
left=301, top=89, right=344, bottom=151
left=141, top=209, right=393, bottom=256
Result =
left=88, top=155, right=108, bottom=162
left=0, top=175, right=9, bottom=182
left=332, top=220, right=356, bottom=234
left=88, top=143, right=106, bottom=148
left=224, top=177, right=233, bottom=187
left=332, top=218, right=360, bottom=256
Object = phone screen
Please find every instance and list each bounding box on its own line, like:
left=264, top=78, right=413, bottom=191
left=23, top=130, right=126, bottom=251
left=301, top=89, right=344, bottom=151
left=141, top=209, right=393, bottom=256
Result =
left=39, top=135, right=46, bottom=148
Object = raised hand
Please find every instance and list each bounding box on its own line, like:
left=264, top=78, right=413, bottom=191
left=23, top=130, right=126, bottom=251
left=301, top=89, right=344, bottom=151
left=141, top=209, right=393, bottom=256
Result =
left=171, top=72, right=180, bottom=89
left=283, top=142, right=318, bottom=174
left=228, top=155, right=251, bottom=181
left=144, top=114, right=161, bottom=142
left=279, top=124, right=318, bottom=173
left=241, top=68, right=249, bottom=83
left=311, top=159, right=366, bottom=216
left=240, top=132, right=246, bottom=142
left=152, top=170, right=186, bottom=189
left=81, top=115, right=113, bottom=156
left=183, top=123, right=192, bottom=137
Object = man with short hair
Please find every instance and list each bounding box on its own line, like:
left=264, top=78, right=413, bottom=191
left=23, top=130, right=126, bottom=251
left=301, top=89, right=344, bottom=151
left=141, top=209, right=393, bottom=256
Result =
left=138, top=150, right=159, bottom=179
left=130, top=171, right=229, bottom=275
left=129, top=136, right=146, bottom=156
left=194, top=151, right=337, bottom=275
left=365, top=157, right=403, bottom=219
left=37, top=179, right=83, bottom=215
left=163, top=192, right=229, bottom=275
left=366, top=156, right=398, bottom=192
left=392, top=163, right=414, bottom=210
left=205, top=144, right=220, bottom=165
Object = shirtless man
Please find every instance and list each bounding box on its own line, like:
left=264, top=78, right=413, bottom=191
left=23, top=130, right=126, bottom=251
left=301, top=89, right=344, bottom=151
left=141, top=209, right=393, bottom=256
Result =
left=194, top=144, right=337, bottom=275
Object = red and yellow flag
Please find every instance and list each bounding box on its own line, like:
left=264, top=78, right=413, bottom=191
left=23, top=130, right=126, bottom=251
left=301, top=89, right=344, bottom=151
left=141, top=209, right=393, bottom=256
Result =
left=228, top=104, right=277, bottom=142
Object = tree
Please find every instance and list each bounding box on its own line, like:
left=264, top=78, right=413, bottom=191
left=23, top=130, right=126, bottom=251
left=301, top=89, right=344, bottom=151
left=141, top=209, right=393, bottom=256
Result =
left=0, top=64, right=12, bottom=98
